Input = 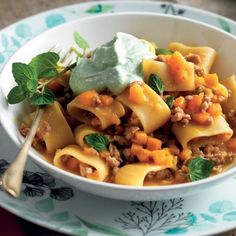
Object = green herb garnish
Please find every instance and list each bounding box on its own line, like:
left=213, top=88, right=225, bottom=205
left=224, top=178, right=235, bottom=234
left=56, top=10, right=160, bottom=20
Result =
left=188, top=157, right=214, bottom=181
left=155, top=48, right=173, bottom=55
left=148, top=74, right=164, bottom=95
left=165, top=95, right=174, bottom=108
left=7, top=52, right=76, bottom=106
left=84, top=133, right=109, bottom=151
left=73, top=32, right=90, bottom=57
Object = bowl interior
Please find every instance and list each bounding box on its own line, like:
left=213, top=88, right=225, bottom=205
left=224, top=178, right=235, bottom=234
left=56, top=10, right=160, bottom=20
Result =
left=0, top=12, right=236, bottom=191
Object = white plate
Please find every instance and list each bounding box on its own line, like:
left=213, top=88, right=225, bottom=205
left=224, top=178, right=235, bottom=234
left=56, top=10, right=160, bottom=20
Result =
left=1, top=1, right=236, bottom=235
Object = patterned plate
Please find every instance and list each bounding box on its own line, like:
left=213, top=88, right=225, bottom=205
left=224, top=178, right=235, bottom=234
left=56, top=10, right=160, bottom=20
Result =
left=1, top=1, right=236, bottom=235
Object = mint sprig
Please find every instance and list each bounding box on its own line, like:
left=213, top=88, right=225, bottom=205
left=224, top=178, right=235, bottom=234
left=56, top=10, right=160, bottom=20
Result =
left=7, top=51, right=76, bottom=106
left=148, top=74, right=164, bottom=95
left=155, top=48, right=173, bottom=55
left=188, top=157, right=214, bottom=181
left=84, top=133, right=109, bottom=151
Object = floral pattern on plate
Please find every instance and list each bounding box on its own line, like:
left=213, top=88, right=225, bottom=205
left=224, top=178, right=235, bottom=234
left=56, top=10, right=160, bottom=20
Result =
left=0, top=1, right=236, bottom=235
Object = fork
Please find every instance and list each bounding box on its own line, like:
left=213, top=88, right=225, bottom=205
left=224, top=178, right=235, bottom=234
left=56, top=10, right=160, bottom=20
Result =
left=0, top=47, right=76, bottom=198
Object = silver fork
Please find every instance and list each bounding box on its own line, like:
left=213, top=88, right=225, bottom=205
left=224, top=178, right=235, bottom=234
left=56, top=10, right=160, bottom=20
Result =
left=0, top=47, right=76, bottom=198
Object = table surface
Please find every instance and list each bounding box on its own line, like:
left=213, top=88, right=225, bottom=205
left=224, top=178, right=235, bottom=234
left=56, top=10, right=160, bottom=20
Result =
left=0, top=0, right=236, bottom=235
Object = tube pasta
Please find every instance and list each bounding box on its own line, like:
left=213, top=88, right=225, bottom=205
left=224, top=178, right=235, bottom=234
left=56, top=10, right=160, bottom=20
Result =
left=117, top=82, right=171, bottom=133
left=221, top=75, right=236, bottom=113
left=54, top=145, right=109, bottom=181
left=67, top=97, right=125, bottom=130
left=39, top=102, right=74, bottom=153
left=168, top=42, right=216, bottom=73
left=115, top=163, right=174, bottom=186
left=172, top=116, right=233, bottom=148
left=142, top=59, right=195, bottom=91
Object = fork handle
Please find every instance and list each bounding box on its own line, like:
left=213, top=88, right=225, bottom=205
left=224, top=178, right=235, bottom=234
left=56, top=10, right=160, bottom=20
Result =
left=1, top=107, right=44, bottom=197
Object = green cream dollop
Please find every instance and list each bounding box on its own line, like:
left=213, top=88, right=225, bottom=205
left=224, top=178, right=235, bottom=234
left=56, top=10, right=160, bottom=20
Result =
left=69, top=32, right=155, bottom=95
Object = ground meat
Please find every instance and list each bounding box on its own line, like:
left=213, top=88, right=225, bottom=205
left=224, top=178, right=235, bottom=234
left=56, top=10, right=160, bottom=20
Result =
left=174, top=166, right=189, bottom=183
left=146, top=169, right=173, bottom=181
left=203, top=145, right=234, bottom=165
left=113, top=135, right=128, bottom=146
left=129, top=112, right=141, bottom=126
left=171, top=107, right=191, bottom=126
left=195, top=66, right=205, bottom=77
left=201, top=95, right=212, bottom=112
left=79, top=163, right=93, bottom=177
left=122, top=148, right=134, bottom=162
left=36, top=121, right=51, bottom=139
left=191, top=146, right=204, bottom=157
left=19, top=122, right=29, bottom=137
left=124, top=126, right=140, bottom=140
left=194, top=85, right=205, bottom=94
left=91, top=117, right=101, bottom=127
left=226, top=109, right=236, bottom=131
left=185, top=54, right=201, bottom=65
left=109, top=144, right=122, bottom=162
left=100, top=144, right=123, bottom=173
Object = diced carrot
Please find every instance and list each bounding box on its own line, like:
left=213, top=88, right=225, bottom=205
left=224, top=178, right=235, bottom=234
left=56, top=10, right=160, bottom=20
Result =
left=129, top=82, right=145, bottom=104
left=192, top=111, right=211, bottom=125
left=173, top=96, right=186, bottom=109
left=130, top=143, right=143, bottom=156
left=167, top=51, right=187, bottom=84
left=133, top=131, right=148, bottom=145
left=212, top=95, right=218, bottom=103
left=186, top=93, right=204, bottom=113
left=146, top=137, right=162, bottom=151
left=225, top=138, right=236, bottom=151
left=195, top=76, right=205, bottom=87
left=77, top=90, right=98, bottom=107
left=207, top=103, right=222, bottom=117
left=152, top=149, right=173, bottom=165
left=100, top=95, right=114, bottom=106
left=204, top=73, right=219, bottom=88
left=179, top=148, right=192, bottom=161
left=137, top=148, right=151, bottom=162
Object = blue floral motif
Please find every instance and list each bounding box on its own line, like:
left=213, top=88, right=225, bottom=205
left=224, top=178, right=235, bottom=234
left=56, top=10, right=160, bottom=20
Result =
left=0, top=53, right=5, bottom=63
left=115, top=199, right=196, bottom=235
left=223, top=211, right=236, bottom=221
left=165, top=227, right=188, bottom=234
left=209, top=200, right=234, bottom=213
left=0, top=159, right=74, bottom=201
left=199, top=213, right=218, bottom=223
left=15, top=23, right=32, bottom=38
left=45, top=14, right=66, bottom=28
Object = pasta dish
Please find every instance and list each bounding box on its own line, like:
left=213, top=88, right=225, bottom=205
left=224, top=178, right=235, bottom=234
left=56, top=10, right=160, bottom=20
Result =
left=14, top=32, right=236, bottom=186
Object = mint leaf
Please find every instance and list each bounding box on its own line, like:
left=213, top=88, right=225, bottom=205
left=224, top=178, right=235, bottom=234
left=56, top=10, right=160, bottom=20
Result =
left=148, top=74, right=164, bottom=95
left=12, top=62, right=37, bottom=85
left=27, top=79, right=38, bottom=93
left=84, top=133, right=109, bottom=151
left=73, top=32, right=90, bottom=51
left=7, top=86, right=25, bottom=104
left=30, top=88, right=55, bottom=106
left=165, top=95, right=174, bottom=108
left=188, top=157, right=214, bottom=181
left=29, top=52, right=59, bottom=78
left=155, top=48, right=173, bottom=55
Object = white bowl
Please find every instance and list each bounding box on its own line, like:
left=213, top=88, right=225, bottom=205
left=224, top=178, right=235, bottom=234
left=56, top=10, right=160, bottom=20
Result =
left=0, top=12, right=236, bottom=201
